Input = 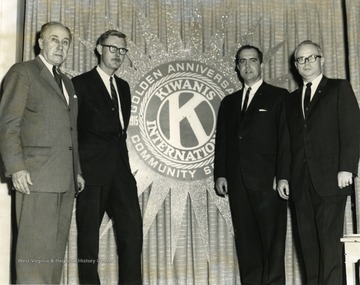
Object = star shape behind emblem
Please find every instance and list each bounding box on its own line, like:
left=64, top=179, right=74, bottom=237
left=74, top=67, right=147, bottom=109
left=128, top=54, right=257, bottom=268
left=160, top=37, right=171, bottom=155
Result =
left=66, top=0, right=289, bottom=265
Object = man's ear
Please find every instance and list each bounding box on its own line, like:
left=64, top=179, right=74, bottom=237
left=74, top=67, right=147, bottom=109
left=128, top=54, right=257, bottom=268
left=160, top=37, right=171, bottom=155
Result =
left=96, top=44, right=102, bottom=56
left=38, top=38, right=43, bottom=50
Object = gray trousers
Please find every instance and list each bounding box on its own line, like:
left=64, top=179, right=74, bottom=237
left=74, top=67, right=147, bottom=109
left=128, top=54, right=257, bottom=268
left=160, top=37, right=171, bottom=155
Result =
left=15, top=189, right=74, bottom=284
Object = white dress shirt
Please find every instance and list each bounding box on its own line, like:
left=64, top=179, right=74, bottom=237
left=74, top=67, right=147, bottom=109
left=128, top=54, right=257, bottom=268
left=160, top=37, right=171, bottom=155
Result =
left=39, top=54, right=69, bottom=104
left=96, top=66, right=124, bottom=128
left=242, top=79, right=263, bottom=110
left=301, top=74, right=323, bottom=116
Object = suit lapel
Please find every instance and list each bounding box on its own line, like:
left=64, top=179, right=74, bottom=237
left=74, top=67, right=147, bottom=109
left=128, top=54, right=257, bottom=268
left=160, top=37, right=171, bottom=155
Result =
left=238, top=83, right=263, bottom=130
left=236, top=89, right=244, bottom=129
left=237, top=83, right=265, bottom=134
left=233, top=88, right=244, bottom=135
left=245, top=82, right=265, bottom=114
left=35, top=57, right=67, bottom=104
left=306, top=76, right=327, bottom=119
left=294, top=88, right=304, bottom=119
left=90, top=69, right=129, bottom=130
left=63, top=75, right=77, bottom=109
left=90, top=68, right=115, bottom=108
left=114, top=76, right=130, bottom=129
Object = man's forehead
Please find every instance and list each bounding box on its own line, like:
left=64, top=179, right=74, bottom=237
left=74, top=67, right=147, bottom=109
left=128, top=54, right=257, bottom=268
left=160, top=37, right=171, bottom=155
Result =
left=296, top=44, right=318, bottom=55
left=44, top=26, right=70, bottom=38
left=104, top=36, right=126, bottom=45
left=239, top=49, right=259, bottom=59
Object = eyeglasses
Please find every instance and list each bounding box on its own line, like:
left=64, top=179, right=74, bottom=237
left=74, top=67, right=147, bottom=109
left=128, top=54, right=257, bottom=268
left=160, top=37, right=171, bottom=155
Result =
left=295, top=54, right=322, bottom=64
left=101, top=44, right=128, bottom=55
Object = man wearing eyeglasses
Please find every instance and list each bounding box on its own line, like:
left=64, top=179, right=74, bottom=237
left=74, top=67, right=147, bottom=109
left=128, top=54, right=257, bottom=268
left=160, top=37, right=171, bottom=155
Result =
left=278, top=40, right=360, bottom=284
left=72, top=30, right=142, bottom=285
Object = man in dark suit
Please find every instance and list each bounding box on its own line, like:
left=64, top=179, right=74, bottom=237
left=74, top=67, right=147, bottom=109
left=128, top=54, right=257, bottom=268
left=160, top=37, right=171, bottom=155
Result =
left=277, top=40, right=360, bottom=285
left=72, top=30, right=143, bottom=285
left=214, top=45, right=289, bottom=285
left=0, top=22, right=84, bottom=284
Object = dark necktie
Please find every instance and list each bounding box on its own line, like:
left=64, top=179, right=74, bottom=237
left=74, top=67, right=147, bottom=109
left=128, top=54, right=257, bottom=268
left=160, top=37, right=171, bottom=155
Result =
left=304, top=82, right=312, bottom=118
left=110, top=77, right=119, bottom=110
left=52, top=65, right=63, bottom=93
left=110, top=77, right=123, bottom=131
left=242, top=87, right=251, bottom=114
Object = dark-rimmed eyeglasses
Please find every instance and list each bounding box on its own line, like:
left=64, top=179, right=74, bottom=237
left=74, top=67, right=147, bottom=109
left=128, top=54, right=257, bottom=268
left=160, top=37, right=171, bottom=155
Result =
left=295, top=54, right=322, bottom=64
left=101, top=44, right=128, bottom=55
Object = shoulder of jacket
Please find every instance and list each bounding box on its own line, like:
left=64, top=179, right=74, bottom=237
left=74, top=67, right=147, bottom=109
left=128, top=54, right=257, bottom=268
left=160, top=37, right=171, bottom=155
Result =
left=262, top=82, right=289, bottom=94
left=72, top=69, right=95, bottom=82
left=114, top=75, right=129, bottom=85
left=226, top=89, right=242, bottom=98
left=4, top=60, right=39, bottom=81
left=326, top=77, right=348, bottom=84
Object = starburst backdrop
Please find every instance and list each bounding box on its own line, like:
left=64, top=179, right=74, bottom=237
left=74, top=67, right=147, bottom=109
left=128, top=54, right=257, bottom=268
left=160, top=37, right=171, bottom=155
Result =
left=65, top=0, right=293, bottom=267
left=15, top=0, right=360, bottom=284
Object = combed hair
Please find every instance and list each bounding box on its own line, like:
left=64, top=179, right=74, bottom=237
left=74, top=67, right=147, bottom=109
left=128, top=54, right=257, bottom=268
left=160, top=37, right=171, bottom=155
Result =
left=235, top=45, right=264, bottom=64
left=294, top=40, right=323, bottom=58
left=39, top=22, right=71, bottom=41
left=96, top=30, right=127, bottom=45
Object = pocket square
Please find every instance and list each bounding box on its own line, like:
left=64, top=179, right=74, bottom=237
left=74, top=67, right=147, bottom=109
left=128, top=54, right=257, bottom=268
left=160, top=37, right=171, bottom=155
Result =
left=259, top=108, right=267, bottom=112
left=74, top=95, right=78, bottom=99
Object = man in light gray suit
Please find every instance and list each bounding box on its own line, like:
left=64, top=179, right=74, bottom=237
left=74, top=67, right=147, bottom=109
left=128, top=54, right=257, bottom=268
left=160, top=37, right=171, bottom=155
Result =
left=0, top=21, right=84, bottom=284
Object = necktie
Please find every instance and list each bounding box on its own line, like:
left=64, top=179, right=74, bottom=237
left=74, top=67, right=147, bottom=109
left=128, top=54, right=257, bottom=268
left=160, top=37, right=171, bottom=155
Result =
left=110, top=77, right=119, bottom=110
left=52, top=66, right=63, bottom=93
left=304, top=82, right=312, bottom=118
left=242, top=87, right=251, bottom=114
left=110, top=77, right=123, bottom=131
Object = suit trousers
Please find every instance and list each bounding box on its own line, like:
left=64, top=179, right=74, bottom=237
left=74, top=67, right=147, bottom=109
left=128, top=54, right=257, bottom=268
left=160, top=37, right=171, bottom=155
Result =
left=228, top=171, right=287, bottom=285
left=293, top=166, right=347, bottom=285
left=15, top=189, right=75, bottom=284
left=76, top=158, right=143, bottom=285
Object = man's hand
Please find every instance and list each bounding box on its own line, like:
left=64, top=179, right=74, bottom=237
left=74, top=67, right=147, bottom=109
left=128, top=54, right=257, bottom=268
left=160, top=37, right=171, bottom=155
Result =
left=215, top=177, right=228, bottom=197
left=12, top=170, right=33, bottom=194
left=338, top=171, right=353, bottom=189
left=277, top=179, right=289, bottom=200
left=77, top=174, right=85, bottom=192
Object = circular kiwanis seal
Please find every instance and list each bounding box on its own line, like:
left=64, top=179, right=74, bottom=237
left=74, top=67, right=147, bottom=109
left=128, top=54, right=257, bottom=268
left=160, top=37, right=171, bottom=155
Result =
left=128, top=60, right=236, bottom=181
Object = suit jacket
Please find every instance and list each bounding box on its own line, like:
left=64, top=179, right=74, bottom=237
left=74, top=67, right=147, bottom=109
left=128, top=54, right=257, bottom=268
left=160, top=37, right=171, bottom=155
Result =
left=0, top=56, right=80, bottom=193
left=72, top=67, right=133, bottom=185
left=284, top=76, right=360, bottom=201
left=214, top=81, right=289, bottom=191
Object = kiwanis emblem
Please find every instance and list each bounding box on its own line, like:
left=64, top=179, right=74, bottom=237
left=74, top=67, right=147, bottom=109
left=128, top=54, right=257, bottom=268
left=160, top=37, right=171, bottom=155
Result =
left=129, top=60, right=236, bottom=181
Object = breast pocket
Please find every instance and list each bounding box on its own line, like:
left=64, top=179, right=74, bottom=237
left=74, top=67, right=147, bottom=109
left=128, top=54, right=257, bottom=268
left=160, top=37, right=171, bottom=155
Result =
left=254, top=109, right=275, bottom=127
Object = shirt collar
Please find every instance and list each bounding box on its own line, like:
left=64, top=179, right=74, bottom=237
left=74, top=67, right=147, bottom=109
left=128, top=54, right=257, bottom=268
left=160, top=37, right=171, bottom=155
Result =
left=39, top=54, right=56, bottom=74
left=96, top=65, right=114, bottom=81
left=303, top=74, right=323, bottom=90
left=244, top=79, right=263, bottom=94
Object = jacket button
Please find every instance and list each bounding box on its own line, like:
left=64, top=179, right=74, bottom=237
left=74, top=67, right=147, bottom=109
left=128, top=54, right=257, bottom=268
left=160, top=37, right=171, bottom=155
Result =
left=69, top=146, right=73, bottom=151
